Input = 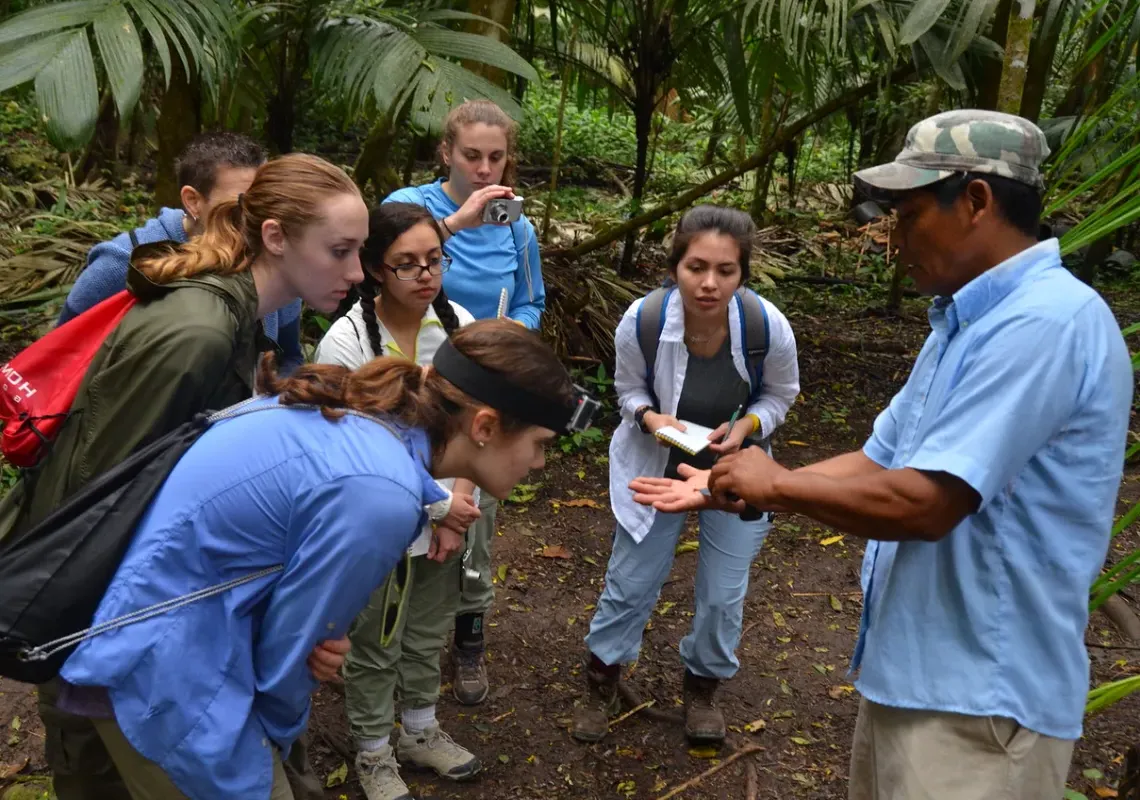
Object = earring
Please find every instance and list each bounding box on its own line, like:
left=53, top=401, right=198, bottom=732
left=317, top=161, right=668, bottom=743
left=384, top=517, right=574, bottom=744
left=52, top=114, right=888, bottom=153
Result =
left=477, top=441, right=485, bottom=449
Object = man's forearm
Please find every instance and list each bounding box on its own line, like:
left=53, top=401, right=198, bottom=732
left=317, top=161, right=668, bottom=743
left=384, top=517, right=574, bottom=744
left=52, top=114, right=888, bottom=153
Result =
left=794, top=450, right=885, bottom=480
left=767, top=468, right=949, bottom=542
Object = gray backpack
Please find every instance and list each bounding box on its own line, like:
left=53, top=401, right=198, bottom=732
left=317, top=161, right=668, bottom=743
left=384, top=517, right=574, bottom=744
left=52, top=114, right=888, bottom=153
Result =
left=635, top=285, right=770, bottom=405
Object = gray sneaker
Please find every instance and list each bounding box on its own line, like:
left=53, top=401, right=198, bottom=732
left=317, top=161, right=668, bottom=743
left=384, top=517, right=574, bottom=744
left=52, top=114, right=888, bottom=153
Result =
left=397, top=724, right=481, bottom=781
left=355, top=745, right=412, bottom=800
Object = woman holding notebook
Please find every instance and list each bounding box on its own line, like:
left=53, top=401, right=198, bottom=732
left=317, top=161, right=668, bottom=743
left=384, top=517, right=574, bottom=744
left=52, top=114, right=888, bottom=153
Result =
left=572, top=206, right=800, bottom=747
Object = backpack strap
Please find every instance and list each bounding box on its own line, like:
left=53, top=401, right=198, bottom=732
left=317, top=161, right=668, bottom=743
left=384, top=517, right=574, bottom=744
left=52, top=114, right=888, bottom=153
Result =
left=733, top=288, right=770, bottom=403
left=635, top=287, right=672, bottom=405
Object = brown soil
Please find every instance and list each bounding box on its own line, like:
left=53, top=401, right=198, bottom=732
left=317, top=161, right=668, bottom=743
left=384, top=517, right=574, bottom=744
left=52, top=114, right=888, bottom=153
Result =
left=3, top=293, right=1140, bottom=799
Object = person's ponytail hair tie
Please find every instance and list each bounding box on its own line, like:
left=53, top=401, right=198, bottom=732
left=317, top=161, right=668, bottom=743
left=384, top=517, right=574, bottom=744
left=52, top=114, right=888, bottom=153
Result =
left=134, top=153, right=359, bottom=285
left=255, top=320, right=576, bottom=456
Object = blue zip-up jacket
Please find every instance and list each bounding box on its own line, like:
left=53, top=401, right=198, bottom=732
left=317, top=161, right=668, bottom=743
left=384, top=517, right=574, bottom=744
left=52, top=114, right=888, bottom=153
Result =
left=60, top=207, right=305, bottom=372
left=60, top=397, right=446, bottom=799
left=384, top=180, right=545, bottom=328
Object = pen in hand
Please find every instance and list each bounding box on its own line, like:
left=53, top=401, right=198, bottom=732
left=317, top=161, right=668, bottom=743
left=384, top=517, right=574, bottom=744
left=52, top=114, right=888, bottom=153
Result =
left=714, top=404, right=763, bottom=521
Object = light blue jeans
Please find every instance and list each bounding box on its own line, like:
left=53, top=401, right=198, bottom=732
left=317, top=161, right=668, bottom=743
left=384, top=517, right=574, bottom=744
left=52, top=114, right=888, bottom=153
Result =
left=585, top=509, right=771, bottom=679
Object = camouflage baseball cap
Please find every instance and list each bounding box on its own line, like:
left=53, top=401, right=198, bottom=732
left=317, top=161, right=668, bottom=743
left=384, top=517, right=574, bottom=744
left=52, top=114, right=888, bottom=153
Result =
left=854, top=109, right=1050, bottom=195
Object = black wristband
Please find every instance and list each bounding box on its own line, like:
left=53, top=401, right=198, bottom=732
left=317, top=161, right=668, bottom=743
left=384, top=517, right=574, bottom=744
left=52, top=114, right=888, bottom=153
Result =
left=634, top=405, right=655, bottom=433
left=441, top=216, right=456, bottom=237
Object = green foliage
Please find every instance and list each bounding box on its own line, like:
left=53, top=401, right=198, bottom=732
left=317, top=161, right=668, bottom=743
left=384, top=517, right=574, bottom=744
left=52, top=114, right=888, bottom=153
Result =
left=558, top=426, right=605, bottom=454
left=0, top=0, right=235, bottom=151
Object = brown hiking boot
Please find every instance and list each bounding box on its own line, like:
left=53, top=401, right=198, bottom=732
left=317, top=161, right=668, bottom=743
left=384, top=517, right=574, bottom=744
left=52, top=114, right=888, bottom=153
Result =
left=452, top=644, right=489, bottom=705
left=683, top=669, right=725, bottom=745
left=571, top=656, right=620, bottom=743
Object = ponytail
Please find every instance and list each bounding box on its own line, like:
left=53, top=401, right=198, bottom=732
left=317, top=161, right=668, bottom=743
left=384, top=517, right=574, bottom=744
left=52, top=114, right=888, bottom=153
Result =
left=136, top=200, right=246, bottom=283
left=135, top=153, right=359, bottom=285
left=257, top=319, right=575, bottom=453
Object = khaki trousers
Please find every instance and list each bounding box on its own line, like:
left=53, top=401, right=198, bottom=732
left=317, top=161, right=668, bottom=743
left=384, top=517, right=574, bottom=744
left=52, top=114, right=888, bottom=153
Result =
left=91, top=716, right=293, bottom=800
left=344, top=549, right=463, bottom=741
left=848, top=697, right=1075, bottom=800
left=38, top=677, right=322, bottom=800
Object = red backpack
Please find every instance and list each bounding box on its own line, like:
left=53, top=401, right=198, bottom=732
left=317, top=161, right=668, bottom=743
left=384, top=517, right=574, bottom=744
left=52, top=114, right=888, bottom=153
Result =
left=1, top=291, right=136, bottom=468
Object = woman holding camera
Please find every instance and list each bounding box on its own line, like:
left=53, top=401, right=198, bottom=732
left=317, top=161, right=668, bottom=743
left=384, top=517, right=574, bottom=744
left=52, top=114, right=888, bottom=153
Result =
left=385, top=99, right=545, bottom=705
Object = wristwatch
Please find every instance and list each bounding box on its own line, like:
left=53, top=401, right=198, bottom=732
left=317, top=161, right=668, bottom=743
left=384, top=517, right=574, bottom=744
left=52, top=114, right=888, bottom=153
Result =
left=634, top=405, right=655, bottom=434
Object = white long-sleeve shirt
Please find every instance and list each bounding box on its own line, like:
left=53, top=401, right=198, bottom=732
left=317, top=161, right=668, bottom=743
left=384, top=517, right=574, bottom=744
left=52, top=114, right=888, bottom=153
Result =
left=608, top=290, right=800, bottom=542
left=315, top=299, right=477, bottom=555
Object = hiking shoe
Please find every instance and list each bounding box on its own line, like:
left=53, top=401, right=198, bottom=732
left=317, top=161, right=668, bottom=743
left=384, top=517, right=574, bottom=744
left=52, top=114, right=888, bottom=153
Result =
left=571, top=659, right=621, bottom=743
left=397, top=724, right=481, bottom=781
left=683, top=669, right=725, bottom=745
left=355, top=745, right=412, bottom=800
left=452, top=644, right=489, bottom=705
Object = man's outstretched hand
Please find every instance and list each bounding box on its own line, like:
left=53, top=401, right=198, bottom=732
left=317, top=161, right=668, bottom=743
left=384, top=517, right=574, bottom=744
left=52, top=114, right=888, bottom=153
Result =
left=630, top=464, right=718, bottom=513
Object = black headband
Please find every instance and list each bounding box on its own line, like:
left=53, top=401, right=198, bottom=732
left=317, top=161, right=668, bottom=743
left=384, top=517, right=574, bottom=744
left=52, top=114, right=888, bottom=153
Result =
left=431, top=338, right=598, bottom=434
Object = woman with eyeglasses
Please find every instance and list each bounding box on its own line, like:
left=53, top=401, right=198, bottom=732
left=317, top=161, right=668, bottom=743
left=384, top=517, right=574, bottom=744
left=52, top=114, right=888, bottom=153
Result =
left=315, top=202, right=483, bottom=800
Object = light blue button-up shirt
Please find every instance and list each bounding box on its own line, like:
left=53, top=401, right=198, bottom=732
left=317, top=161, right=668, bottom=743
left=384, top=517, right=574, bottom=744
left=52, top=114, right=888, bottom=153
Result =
left=854, top=239, right=1132, bottom=739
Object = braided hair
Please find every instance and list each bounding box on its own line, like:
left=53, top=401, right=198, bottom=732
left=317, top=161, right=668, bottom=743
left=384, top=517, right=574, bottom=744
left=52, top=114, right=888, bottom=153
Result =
left=355, top=202, right=462, bottom=358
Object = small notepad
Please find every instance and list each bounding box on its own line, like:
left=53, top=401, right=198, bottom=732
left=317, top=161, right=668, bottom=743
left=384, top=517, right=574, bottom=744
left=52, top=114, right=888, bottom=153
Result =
left=654, top=421, right=718, bottom=455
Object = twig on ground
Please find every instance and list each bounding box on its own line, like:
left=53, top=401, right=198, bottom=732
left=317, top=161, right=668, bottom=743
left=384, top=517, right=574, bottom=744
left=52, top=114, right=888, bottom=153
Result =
left=491, top=709, right=515, bottom=723
left=618, top=683, right=683, bottom=724
left=1087, top=641, right=1140, bottom=651
left=610, top=699, right=656, bottom=729
left=746, top=757, right=759, bottom=800
left=654, top=744, right=765, bottom=800
left=309, top=720, right=352, bottom=761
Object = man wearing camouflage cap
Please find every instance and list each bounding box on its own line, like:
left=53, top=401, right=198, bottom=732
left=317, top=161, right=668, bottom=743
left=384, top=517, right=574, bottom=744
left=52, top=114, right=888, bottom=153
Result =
left=628, top=109, right=1133, bottom=798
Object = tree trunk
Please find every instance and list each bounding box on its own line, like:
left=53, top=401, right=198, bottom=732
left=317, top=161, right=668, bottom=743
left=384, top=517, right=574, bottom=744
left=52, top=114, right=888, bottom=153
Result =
left=619, top=92, right=655, bottom=276
left=1055, top=4, right=1108, bottom=117
left=551, top=68, right=912, bottom=260
left=976, top=0, right=1013, bottom=110
left=1019, top=0, right=1066, bottom=122
left=703, top=115, right=725, bottom=168
left=266, top=36, right=309, bottom=155
left=542, top=49, right=573, bottom=243
left=354, top=111, right=401, bottom=197
left=464, top=0, right=518, bottom=88
left=154, top=57, right=202, bottom=208
left=997, top=0, right=1037, bottom=113
left=78, top=91, right=119, bottom=183
left=402, top=136, right=420, bottom=187
left=749, top=157, right=772, bottom=221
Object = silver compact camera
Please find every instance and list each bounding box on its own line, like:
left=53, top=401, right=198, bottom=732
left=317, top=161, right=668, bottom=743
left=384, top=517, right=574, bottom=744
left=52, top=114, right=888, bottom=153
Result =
left=483, top=196, right=524, bottom=225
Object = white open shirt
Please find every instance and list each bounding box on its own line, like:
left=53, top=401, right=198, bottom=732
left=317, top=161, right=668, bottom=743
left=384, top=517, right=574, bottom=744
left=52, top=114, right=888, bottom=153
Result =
left=315, top=299, right=477, bottom=556
left=609, top=290, right=800, bottom=543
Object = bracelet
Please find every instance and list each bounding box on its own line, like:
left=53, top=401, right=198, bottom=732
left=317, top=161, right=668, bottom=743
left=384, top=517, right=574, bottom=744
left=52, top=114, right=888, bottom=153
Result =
left=440, top=216, right=456, bottom=237
left=634, top=405, right=655, bottom=434
left=746, top=413, right=761, bottom=435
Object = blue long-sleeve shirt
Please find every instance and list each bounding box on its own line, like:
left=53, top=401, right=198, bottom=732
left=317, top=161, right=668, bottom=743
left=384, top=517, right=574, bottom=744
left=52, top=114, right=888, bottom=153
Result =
left=384, top=180, right=545, bottom=328
left=60, top=207, right=305, bottom=372
left=60, top=397, right=446, bottom=799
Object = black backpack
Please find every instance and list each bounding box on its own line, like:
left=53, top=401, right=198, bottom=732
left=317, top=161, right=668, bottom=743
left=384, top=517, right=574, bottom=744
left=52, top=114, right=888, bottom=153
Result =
left=0, top=399, right=276, bottom=683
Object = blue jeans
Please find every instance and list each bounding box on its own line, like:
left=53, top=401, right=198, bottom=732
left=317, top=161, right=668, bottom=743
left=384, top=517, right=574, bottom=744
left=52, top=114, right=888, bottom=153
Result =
left=585, top=510, right=770, bottom=679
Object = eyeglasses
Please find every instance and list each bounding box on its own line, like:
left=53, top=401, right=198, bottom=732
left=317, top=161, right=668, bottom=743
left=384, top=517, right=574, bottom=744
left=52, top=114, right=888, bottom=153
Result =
left=381, top=255, right=452, bottom=281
